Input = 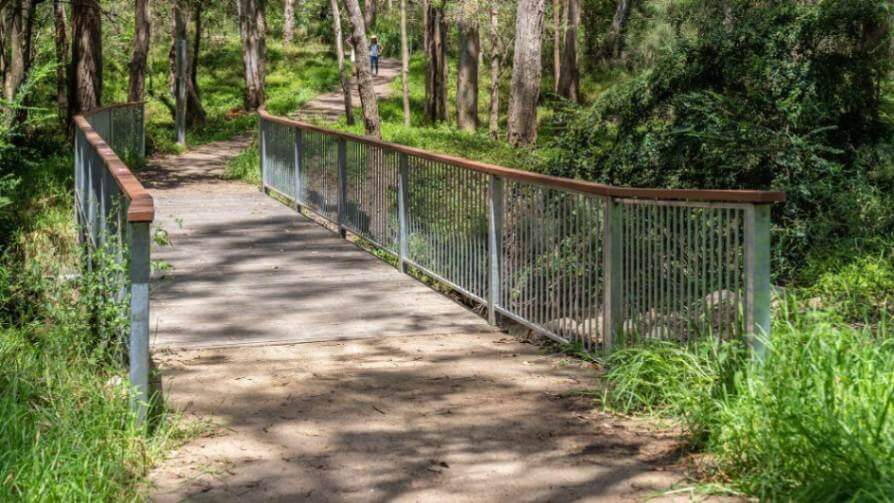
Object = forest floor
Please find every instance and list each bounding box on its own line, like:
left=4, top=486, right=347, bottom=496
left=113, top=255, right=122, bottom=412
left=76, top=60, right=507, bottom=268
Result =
left=292, top=58, right=401, bottom=123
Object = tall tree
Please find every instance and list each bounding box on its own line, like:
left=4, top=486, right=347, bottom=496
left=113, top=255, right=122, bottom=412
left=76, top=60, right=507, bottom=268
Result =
left=70, top=0, right=103, bottom=116
left=599, top=0, right=632, bottom=60
left=400, top=0, right=410, bottom=125
left=171, top=0, right=206, bottom=126
left=556, top=0, right=578, bottom=100
left=238, top=0, right=267, bottom=110
left=363, top=0, right=376, bottom=30
left=506, top=0, right=544, bottom=146
left=552, top=0, right=560, bottom=93
left=4, top=0, right=37, bottom=103
left=53, top=0, right=69, bottom=124
left=343, top=0, right=381, bottom=138
left=456, top=1, right=479, bottom=131
left=487, top=2, right=502, bottom=137
left=128, top=0, right=151, bottom=102
left=329, top=0, right=353, bottom=125
left=424, top=2, right=447, bottom=122
left=283, top=0, right=295, bottom=44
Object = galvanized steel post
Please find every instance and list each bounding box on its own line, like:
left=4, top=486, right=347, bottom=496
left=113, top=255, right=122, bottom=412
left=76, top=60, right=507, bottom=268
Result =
left=397, top=153, right=410, bottom=273
left=744, top=203, right=772, bottom=359
left=128, top=221, right=151, bottom=425
left=602, top=197, right=622, bottom=352
left=487, top=176, right=504, bottom=325
left=175, top=38, right=187, bottom=147
left=337, top=138, right=347, bottom=238
left=293, top=127, right=303, bottom=208
left=259, top=119, right=268, bottom=192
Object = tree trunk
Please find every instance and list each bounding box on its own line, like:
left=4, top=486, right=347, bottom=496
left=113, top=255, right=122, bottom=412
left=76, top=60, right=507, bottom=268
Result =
left=171, top=1, right=206, bottom=126
left=363, top=0, right=376, bottom=30
left=128, top=0, right=150, bottom=102
left=70, top=0, right=103, bottom=116
left=456, top=3, right=479, bottom=132
left=283, top=0, right=295, bottom=44
left=4, top=0, right=35, bottom=102
left=599, top=0, right=631, bottom=60
left=330, top=0, right=354, bottom=124
left=488, top=2, right=501, bottom=138
left=552, top=0, right=560, bottom=93
left=421, top=0, right=430, bottom=55
left=400, top=0, right=410, bottom=126
left=424, top=3, right=447, bottom=122
left=506, top=0, right=544, bottom=146
left=557, top=0, right=578, bottom=101
left=238, top=0, right=267, bottom=110
left=343, top=0, right=381, bottom=138
left=53, top=0, right=69, bottom=125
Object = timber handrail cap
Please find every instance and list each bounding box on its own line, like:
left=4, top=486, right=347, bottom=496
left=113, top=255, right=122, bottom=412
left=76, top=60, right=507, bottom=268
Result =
left=74, top=109, right=155, bottom=223
left=258, top=107, right=786, bottom=204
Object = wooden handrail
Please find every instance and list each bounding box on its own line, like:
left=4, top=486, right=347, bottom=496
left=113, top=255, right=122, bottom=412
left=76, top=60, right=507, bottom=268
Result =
left=259, top=108, right=785, bottom=204
left=73, top=113, right=154, bottom=222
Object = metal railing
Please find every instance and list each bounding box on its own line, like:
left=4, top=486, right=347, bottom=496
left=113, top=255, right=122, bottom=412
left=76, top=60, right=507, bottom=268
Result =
left=259, top=109, right=783, bottom=354
left=74, top=103, right=153, bottom=422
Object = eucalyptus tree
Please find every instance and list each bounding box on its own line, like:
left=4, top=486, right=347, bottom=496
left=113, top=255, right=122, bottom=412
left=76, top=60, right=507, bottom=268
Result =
left=343, top=0, right=381, bottom=138
left=506, top=0, right=544, bottom=146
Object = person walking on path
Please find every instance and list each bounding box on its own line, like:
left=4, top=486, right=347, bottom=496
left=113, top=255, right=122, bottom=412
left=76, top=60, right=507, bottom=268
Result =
left=370, top=36, right=382, bottom=75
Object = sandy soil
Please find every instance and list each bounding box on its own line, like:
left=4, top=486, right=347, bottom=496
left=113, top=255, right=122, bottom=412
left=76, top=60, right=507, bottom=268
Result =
left=148, top=332, right=691, bottom=502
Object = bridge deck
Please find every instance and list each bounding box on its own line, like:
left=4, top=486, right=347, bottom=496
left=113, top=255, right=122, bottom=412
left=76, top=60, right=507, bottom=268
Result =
left=142, top=137, right=493, bottom=349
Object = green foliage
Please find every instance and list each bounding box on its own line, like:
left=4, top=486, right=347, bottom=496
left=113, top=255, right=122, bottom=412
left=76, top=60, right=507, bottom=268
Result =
left=225, top=140, right=261, bottom=185
left=547, top=0, right=894, bottom=279
left=601, top=310, right=894, bottom=499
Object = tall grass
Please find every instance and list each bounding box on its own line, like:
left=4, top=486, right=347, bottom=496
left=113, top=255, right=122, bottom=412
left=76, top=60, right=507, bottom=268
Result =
left=601, top=309, right=894, bottom=499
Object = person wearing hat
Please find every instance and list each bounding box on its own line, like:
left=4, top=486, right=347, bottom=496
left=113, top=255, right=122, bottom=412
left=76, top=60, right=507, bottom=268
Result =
left=369, top=36, right=382, bottom=76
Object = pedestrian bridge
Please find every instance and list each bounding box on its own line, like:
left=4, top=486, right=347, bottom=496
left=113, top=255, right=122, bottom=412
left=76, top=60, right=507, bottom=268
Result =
left=72, top=103, right=783, bottom=421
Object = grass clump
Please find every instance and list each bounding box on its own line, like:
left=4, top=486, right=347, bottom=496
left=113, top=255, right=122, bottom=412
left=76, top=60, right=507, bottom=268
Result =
left=601, top=310, right=894, bottom=499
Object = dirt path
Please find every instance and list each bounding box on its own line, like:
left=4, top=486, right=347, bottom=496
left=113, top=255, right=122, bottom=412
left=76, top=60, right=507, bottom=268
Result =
left=150, top=335, right=687, bottom=502
left=294, top=58, right=400, bottom=123
left=141, top=94, right=691, bottom=501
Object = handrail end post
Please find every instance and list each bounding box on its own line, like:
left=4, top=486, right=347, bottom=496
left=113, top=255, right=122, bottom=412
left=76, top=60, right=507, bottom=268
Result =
left=744, top=203, right=772, bottom=360
left=602, top=197, right=622, bottom=353
left=128, top=221, right=151, bottom=426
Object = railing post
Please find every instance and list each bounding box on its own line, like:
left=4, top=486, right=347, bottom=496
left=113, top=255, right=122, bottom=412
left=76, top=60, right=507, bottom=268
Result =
left=602, top=197, right=622, bottom=352
left=487, top=176, right=504, bottom=326
left=128, top=221, right=151, bottom=425
left=337, top=138, right=347, bottom=238
left=744, top=203, right=772, bottom=359
left=294, top=127, right=302, bottom=208
left=175, top=38, right=187, bottom=146
left=259, top=119, right=268, bottom=192
left=398, top=153, right=410, bottom=273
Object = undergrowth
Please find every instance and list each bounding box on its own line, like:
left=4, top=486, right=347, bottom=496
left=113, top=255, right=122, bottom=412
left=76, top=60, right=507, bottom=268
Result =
left=600, top=307, right=894, bottom=500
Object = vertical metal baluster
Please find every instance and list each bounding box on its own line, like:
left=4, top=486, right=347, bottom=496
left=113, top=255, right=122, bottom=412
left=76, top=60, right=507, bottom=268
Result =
left=487, top=176, right=504, bottom=325
left=398, top=153, right=410, bottom=273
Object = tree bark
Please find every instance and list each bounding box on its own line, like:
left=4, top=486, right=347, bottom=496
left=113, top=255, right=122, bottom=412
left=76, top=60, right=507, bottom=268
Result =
left=456, top=2, right=479, bottom=132
left=363, top=0, right=376, bottom=30
left=488, top=2, right=501, bottom=138
left=171, top=1, right=206, bottom=126
left=4, top=0, right=36, bottom=103
left=421, top=0, right=430, bottom=55
left=192, top=0, right=203, bottom=95
left=53, top=0, right=69, bottom=125
left=128, top=0, right=150, bottom=102
left=424, top=2, right=447, bottom=122
left=506, top=0, right=544, bottom=146
left=400, top=0, right=410, bottom=125
left=70, top=0, right=103, bottom=116
left=283, top=0, right=295, bottom=44
left=330, top=0, right=353, bottom=124
left=557, top=0, right=578, bottom=101
left=599, top=0, right=631, bottom=60
left=552, top=0, right=560, bottom=93
left=343, top=0, right=381, bottom=138
left=238, top=0, right=267, bottom=110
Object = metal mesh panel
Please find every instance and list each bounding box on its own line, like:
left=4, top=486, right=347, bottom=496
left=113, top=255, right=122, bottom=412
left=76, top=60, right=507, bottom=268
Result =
left=262, top=120, right=297, bottom=199
left=299, top=130, right=340, bottom=222
left=405, top=156, right=489, bottom=301
left=343, top=142, right=400, bottom=253
left=85, top=105, right=145, bottom=165
left=616, top=200, right=746, bottom=344
left=498, top=183, right=606, bottom=350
